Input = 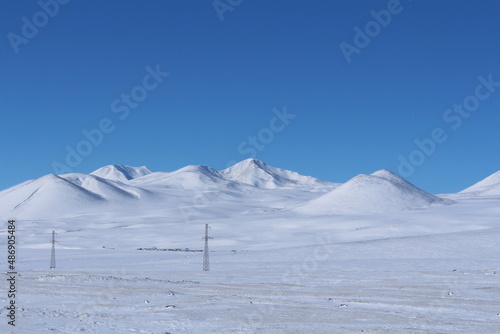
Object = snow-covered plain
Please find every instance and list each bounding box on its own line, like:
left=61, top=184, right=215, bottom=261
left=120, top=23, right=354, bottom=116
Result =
left=0, top=160, right=499, bottom=333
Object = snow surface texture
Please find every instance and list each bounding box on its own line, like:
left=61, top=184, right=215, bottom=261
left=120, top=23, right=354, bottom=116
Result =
left=0, top=160, right=499, bottom=333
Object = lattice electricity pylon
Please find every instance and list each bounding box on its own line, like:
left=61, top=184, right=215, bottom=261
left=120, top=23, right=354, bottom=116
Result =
left=50, top=230, right=56, bottom=269
left=202, top=224, right=213, bottom=271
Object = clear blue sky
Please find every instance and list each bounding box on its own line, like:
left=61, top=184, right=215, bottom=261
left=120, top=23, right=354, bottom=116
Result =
left=1, top=0, right=499, bottom=194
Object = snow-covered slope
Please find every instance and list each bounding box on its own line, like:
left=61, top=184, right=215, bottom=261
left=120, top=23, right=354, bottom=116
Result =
left=460, top=170, right=500, bottom=196
left=61, top=173, right=153, bottom=200
left=0, top=172, right=160, bottom=219
left=1, top=160, right=338, bottom=219
left=0, top=174, right=106, bottom=218
left=295, top=169, right=450, bottom=215
left=91, top=164, right=152, bottom=183
left=220, top=159, right=334, bottom=189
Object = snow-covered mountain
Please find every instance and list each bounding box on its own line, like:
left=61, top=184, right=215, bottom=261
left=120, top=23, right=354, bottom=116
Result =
left=220, top=159, right=333, bottom=189
left=5, top=160, right=496, bottom=220
left=460, top=170, right=500, bottom=196
left=0, top=171, right=163, bottom=219
left=0, top=160, right=336, bottom=219
left=0, top=174, right=106, bottom=218
left=295, top=169, right=450, bottom=215
left=129, top=165, right=240, bottom=191
left=91, top=164, right=152, bottom=183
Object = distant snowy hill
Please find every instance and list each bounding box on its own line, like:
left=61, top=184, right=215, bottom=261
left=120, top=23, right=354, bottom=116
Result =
left=0, top=171, right=165, bottom=219
left=295, top=169, right=450, bottom=215
left=0, top=174, right=106, bottom=218
left=91, top=165, right=152, bottom=183
left=220, top=159, right=333, bottom=189
left=129, top=165, right=243, bottom=191
left=0, top=161, right=469, bottom=219
left=0, top=160, right=336, bottom=219
left=460, top=170, right=500, bottom=196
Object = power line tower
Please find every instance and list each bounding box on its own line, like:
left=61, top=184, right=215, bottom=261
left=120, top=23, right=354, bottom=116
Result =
left=50, top=230, right=56, bottom=269
left=202, top=224, right=213, bottom=271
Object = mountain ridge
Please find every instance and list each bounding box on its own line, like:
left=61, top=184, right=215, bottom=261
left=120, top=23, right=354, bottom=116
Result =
left=220, top=159, right=334, bottom=189
left=2, top=159, right=496, bottom=219
left=91, top=164, right=153, bottom=183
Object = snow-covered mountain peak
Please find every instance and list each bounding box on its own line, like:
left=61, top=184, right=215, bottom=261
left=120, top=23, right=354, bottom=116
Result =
left=91, top=164, right=152, bottom=183
left=172, top=165, right=222, bottom=177
left=460, top=170, right=500, bottom=196
left=371, top=169, right=401, bottom=180
left=222, top=159, right=273, bottom=176
left=239, top=158, right=268, bottom=169
left=220, top=159, right=332, bottom=189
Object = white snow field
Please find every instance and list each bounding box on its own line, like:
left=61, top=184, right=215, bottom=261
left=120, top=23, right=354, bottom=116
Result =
left=0, top=160, right=499, bottom=333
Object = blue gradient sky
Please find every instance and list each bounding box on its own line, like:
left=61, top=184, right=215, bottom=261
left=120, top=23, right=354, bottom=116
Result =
left=1, top=0, right=500, bottom=193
